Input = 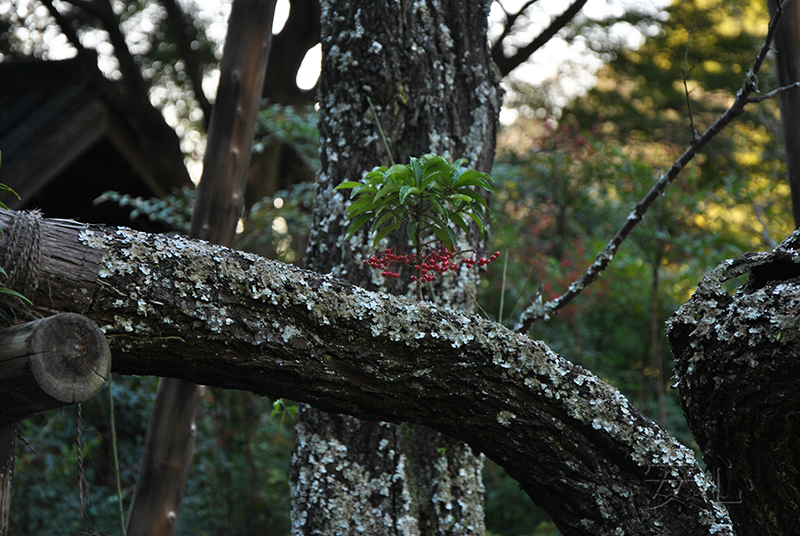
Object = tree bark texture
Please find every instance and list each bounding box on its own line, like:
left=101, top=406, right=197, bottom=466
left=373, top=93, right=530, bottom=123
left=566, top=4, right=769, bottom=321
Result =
left=125, top=1, right=276, bottom=534
left=0, top=313, right=110, bottom=424
left=0, top=209, right=734, bottom=535
left=667, top=229, right=800, bottom=536
left=297, top=1, right=502, bottom=533
left=769, top=0, right=800, bottom=227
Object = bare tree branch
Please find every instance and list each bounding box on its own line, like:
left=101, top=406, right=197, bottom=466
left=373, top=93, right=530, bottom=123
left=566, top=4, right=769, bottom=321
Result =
left=493, top=0, right=539, bottom=47
left=159, top=0, right=213, bottom=124
left=683, top=30, right=699, bottom=143
left=40, top=0, right=108, bottom=88
left=492, top=0, right=589, bottom=77
left=748, top=79, right=800, bottom=102
left=515, top=0, right=793, bottom=334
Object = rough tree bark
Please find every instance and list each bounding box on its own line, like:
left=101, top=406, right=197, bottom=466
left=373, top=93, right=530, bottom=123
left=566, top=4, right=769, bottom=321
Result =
left=667, top=229, right=800, bottom=536
left=0, top=209, right=735, bottom=536
left=769, top=0, right=800, bottom=227
left=296, top=0, right=501, bottom=533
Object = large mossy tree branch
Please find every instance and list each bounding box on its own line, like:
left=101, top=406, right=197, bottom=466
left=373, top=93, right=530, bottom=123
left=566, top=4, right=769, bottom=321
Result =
left=0, top=210, right=731, bottom=535
left=667, top=229, right=800, bottom=536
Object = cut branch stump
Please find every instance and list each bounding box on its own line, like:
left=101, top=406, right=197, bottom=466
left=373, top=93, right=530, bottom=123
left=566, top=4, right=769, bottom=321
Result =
left=0, top=313, right=110, bottom=424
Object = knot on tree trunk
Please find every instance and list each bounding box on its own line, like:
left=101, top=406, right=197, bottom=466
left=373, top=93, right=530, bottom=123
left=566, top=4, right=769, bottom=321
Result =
left=666, top=229, right=800, bottom=536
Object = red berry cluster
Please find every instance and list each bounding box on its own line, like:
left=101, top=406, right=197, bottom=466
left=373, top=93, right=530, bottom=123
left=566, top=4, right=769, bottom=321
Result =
left=364, top=246, right=500, bottom=282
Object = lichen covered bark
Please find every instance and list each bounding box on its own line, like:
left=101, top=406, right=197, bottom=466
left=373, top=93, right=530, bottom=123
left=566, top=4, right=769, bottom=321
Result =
left=296, top=0, right=501, bottom=534
left=1, top=212, right=731, bottom=535
left=667, top=230, right=800, bottom=536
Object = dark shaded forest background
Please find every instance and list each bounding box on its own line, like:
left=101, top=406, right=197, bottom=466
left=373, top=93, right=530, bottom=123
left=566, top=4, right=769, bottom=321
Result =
left=1, top=0, right=793, bottom=534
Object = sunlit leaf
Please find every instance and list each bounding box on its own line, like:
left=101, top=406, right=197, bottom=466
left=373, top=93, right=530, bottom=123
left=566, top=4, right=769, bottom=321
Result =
left=454, top=188, right=489, bottom=209
left=454, top=170, right=494, bottom=191
left=352, top=184, right=378, bottom=197
left=346, top=197, right=375, bottom=215
left=334, top=181, right=365, bottom=191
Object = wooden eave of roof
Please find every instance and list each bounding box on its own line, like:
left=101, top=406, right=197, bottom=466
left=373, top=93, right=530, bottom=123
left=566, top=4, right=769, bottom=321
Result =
left=0, top=59, right=161, bottom=208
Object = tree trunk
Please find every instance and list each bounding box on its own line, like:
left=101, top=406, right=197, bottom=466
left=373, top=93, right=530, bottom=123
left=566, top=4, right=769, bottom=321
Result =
left=124, top=1, right=276, bottom=534
left=667, top=230, right=800, bottom=536
left=0, top=208, right=735, bottom=535
left=769, top=0, right=800, bottom=227
left=295, top=0, right=501, bottom=533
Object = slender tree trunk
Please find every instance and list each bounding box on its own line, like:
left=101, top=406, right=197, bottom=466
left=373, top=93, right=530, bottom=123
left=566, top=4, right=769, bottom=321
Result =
left=125, top=1, right=276, bottom=534
left=294, top=0, right=501, bottom=533
left=769, top=0, right=800, bottom=227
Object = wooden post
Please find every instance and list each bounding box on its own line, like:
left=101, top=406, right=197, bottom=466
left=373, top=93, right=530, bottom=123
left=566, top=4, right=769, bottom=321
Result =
left=0, top=313, right=110, bottom=535
left=0, top=313, right=110, bottom=423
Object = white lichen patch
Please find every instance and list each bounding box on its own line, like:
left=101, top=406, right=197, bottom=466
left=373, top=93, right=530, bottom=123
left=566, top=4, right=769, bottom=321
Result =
left=496, top=410, right=515, bottom=426
left=282, top=324, right=302, bottom=342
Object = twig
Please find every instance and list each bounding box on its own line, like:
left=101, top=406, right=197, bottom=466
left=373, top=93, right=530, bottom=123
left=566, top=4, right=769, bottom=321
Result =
left=748, top=80, right=800, bottom=103
left=367, top=96, right=395, bottom=166
left=515, top=0, right=795, bottom=334
left=751, top=202, right=779, bottom=249
left=498, top=250, right=509, bottom=325
left=682, top=30, right=699, bottom=143
left=495, top=0, right=539, bottom=45
left=493, top=0, right=590, bottom=76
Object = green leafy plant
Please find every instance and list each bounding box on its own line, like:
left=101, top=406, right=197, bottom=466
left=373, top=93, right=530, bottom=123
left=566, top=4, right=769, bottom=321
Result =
left=335, top=154, right=499, bottom=296
left=0, top=266, right=31, bottom=305
left=337, top=154, right=493, bottom=249
left=0, top=184, right=16, bottom=211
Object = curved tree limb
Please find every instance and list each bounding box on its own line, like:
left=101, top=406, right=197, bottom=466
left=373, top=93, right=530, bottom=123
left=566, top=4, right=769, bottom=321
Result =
left=515, top=0, right=796, bottom=334
left=0, top=209, right=732, bottom=536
